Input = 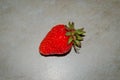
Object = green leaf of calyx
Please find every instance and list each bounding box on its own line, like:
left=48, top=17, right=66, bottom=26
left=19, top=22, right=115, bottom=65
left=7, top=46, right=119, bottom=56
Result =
left=68, top=36, right=73, bottom=44
left=75, top=29, right=86, bottom=35
left=68, top=22, right=74, bottom=29
left=74, top=40, right=81, bottom=47
left=66, top=32, right=71, bottom=36
left=79, top=28, right=84, bottom=31
left=73, top=45, right=80, bottom=53
left=76, top=35, right=83, bottom=41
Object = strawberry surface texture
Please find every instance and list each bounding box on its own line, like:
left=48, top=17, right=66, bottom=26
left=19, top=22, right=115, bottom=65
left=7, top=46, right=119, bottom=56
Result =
left=39, top=22, right=85, bottom=56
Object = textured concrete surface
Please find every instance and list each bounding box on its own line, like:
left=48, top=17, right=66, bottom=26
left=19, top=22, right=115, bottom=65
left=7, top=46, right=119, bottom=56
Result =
left=0, top=0, right=120, bottom=80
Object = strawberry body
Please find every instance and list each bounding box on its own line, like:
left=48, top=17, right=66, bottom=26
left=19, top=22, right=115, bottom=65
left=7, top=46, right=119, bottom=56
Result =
left=39, top=25, right=72, bottom=55
left=39, top=22, right=85, bottom=56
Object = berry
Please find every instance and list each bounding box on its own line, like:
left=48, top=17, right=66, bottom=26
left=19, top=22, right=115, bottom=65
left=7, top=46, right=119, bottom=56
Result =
left=39, top=22, right=85, bottom=56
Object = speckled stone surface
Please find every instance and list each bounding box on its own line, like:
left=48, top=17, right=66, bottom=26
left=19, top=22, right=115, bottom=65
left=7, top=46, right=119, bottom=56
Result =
left=0, top=0, right=120, bottom=80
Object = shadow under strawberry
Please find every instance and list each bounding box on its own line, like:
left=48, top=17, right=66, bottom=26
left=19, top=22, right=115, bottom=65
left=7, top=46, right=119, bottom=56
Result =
left=40, top=48, right=72, bottom=57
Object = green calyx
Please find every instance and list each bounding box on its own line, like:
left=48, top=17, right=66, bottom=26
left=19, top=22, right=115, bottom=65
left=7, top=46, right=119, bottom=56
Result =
left=65, top=22, right=86, bottom=53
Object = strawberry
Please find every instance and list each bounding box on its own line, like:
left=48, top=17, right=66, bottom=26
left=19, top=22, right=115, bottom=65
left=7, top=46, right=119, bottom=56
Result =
left=39, top=22, right=85, bottom=56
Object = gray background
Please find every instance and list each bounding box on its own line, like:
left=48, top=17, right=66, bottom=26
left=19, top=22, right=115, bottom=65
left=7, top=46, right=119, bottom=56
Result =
left=0, top=0, right=120, bottom=80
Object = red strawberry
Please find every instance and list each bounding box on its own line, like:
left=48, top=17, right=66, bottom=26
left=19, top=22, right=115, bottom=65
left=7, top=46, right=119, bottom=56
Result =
left=39, top=22, right=85, bottom=56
